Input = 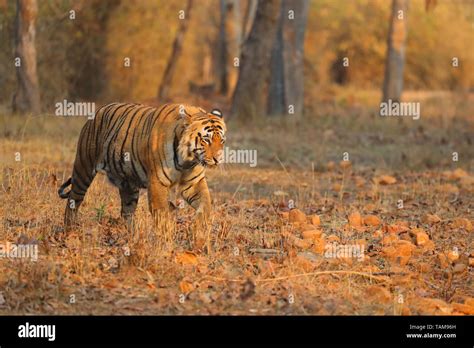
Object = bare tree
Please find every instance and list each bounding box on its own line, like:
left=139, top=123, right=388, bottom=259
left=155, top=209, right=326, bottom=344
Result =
left=268, top=0, right=309, bottom=116
left=231, top=0, right=281, bottom=120
left=157, top=0, right=193, bottom=101
left=232, top=0, right=242, bottom=55
left=382, top=0, right=408, bottom=103
left=12, top=0, right=40, bottom=114
left=242, top=0, right=258, bottom=41
left=217, top=0, right=228, bottom=95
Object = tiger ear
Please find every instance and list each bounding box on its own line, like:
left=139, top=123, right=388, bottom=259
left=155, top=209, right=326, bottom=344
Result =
left=210, top=109, right=223, bottom=118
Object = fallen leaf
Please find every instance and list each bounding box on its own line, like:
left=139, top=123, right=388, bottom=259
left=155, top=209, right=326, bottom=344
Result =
left=374, top=175, right=397, bottom=185
left=326, top=161, right=336, bottom=171
left=348, top=212, right=362, bottom=227
left=301, top=229, right=323, bottom=240
left=423, top=214, right=441, bottom=224
left=312, top=238, right=326, bottom=254
left=437, top=253, right=449, bottom=268
left=451, top=168, right=469, bottom=180
left=452, top=218, right=473, bottom=232
left=309, top=215, right=321, bottom=226
left=339, top=160, right=352, bottom=169
left=363, top=203, right=377, bottom=212
left=383, top=241, right=415, bottom=266
left=354, top=176, right=366, bottom=187
left=289, top=208, right=306, bottom=223
left=413, top=298, right=452, bottom=315
left=179, top=281, right=194, bottom=294
left=451, top=303, right=474, bottom=315
left=411, top=228, right=430, bottom=247
left=176, top=251, right=198, bottom=265
left=446, top=250, right=459, bottom=262
left=453, top=263, right=467, bottom=274
left=363, top=215, right=381, bottom=227
left=326, top=234, right=340, bottom=243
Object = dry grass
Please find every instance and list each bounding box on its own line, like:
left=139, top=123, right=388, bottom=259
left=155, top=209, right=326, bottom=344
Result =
left=0, top=93, right=473, bottom=315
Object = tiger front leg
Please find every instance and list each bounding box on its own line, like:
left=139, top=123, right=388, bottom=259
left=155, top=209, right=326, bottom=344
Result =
left=147, top=177, right=172, bottom=227
left=181, top=178, right=212, bottom=250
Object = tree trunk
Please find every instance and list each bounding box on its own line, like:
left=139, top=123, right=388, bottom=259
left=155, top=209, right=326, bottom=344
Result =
left=267, top=9, right=285, bottom=115
left=232, top=0, right=242, bottom=54
left=382, top=0, right=408, bottom=103
left=217, top=0, right=228, bottom=95
left=231, top=0, right=281, bottom=120
left=242, top=0, right=258, bottom=43
left=12, top=0, right=40, bottom=115
left=268, top=0, right=309, bottom=117
left=157, top=0, right=193, bottom=101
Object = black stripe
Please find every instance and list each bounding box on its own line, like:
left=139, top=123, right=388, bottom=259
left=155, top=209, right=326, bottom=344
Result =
left=105, top=105, right=138, bottom=180
left=72, top=175, right=88, bottom=192
left=183, top=169, right=203, bottom=184
left=188, top=192, right=200, bottom=204
left=119, top=106, right=149, bottom=162
left=130, top=108, right=152, bottom=182
left=103, top=104, right=136, bottom=142
left=144, top=104, right=167, bottom=139
left=95, top=103, right=119, bottom=152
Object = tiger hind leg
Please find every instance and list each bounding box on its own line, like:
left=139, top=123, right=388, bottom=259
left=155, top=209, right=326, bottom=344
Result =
left=64, top=164, right=96, bottom=229
left=119, top=183, right=140, bottom=230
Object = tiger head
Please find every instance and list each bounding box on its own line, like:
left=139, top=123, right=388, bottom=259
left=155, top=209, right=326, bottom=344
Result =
left=178, top=108, right=227, bottom=168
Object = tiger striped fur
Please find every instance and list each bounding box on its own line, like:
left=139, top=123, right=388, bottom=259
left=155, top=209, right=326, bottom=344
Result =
left=58, top=102, right=226, bottom=229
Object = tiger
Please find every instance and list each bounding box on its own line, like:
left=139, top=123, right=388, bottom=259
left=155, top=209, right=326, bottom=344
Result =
left=58, top=102, right=227, bottom=231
